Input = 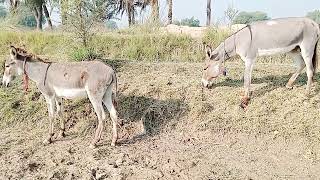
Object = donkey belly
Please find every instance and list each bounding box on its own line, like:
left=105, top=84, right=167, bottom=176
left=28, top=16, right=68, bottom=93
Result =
left=257, top=44, right=298, bottom=56
left=53, top=86, right=87, bottom=99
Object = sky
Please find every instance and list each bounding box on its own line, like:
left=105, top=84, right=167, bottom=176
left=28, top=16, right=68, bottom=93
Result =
left=115, top=0, right=320, bottom=27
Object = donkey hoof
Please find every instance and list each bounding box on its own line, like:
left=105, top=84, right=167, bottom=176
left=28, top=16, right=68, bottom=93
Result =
left=111, top=140, right=117, bottom=147
left=43, top=139, right=51, bottom=145
left=57, top=132, right=65, bottom=139
left=240, top=98, right=250, bottom=110
left=89, top=144, right=96, bottom=149
left=286, top=85, right=293, bottom=89
left=239, top=103, right=248, bottom=110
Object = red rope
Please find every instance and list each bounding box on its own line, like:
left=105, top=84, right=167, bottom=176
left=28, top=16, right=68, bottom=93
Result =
left=23, top=73, right=29, bottom=92
left=22, top=57, right=29, bottom=93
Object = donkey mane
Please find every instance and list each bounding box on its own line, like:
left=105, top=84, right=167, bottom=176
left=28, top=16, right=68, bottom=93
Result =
left=13, top=46, right=51, bottom=63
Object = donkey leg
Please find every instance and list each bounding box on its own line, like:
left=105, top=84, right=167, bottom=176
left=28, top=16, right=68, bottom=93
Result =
left=286, top=53, right=305, bottom=89
left=103, top=86, right=118, bottom=147
left=56, top=98, right=65, bottom=139
left=87, top=92, right=105, bottom=148
left=44, top=96, right=56, bottom=144
left=305, top=59, right=314, bottom=94
left=240, top=59, right=254, bottom=109
left=301, top=48, right=315, bottom=94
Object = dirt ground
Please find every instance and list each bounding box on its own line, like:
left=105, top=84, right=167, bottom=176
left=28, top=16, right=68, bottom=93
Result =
left=1, top=60, right=320, bottom=179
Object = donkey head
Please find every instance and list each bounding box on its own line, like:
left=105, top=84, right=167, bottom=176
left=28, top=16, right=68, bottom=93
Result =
left=2, top=46, right=25, bottom=87
left=202, top=45, right=226, bottom=88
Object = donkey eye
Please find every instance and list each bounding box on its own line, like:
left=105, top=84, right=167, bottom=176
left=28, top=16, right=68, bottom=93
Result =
left=203, top=64, right=210, bottom=70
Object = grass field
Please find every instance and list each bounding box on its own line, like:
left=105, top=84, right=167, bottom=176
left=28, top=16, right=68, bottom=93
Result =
left=1, top=28, right=320, bottom=179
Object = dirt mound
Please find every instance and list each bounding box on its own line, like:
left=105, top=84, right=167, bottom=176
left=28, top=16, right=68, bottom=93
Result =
left=1, top=61, right=320, bottom=179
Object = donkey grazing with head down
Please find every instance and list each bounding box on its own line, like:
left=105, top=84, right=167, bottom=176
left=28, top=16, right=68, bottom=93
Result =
left=202, top=17, right=320, bottom=109
left=2, top=46, right=120, bottom=148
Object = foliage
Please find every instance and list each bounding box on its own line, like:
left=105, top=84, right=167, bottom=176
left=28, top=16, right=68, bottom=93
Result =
left=70, top=46, right=102, bottom=61
left=224, top=4, right=239, bottom=26
left=233, top=11, right=270, bottom=24
left=19, top=14, right=38, bottom=27
left=65, top=0, right=118, bottom=48
left=306, top=10, right=320, bottom=24
left=105, top=20, right=118, bottom=29
left=0, top=5, right=7, bottom=18
left=18, top=3, right=45, bottom=28
left=0, top=30, right=206, bottom=62
left=174, top=17, right=200, bottom=27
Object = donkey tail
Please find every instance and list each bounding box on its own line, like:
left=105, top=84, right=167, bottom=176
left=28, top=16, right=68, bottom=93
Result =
left=112, top=71, right=118, bottom=108
left=313, top=40, right=319, bottom=74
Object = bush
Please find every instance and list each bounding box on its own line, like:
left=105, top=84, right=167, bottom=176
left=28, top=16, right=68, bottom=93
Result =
left=306, top=10, right=320, bottom=24
left=0, top=5, right=7, bottom=18
left=233, top=11, right=270, bottom=24
left=174, top=17, right=200, bottom=27
left=0, top=28, right=227, bottom=62
left=70, top=47, right=102, bottom=61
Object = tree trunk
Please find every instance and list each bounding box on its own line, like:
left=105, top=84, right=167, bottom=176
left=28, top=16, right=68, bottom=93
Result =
left=206, top=0, right=211, bottom=26
left=167, top=0, right=172, bottom=24
left=151, top=0, right=159, bottom=22
left=128, top=9, right=132, bottom=26
left=132, top=11, right=135, bottom=25
left=33, top=6, right=43, bottom=30
left=43, top=4, right=53, bottom=29
left=60, top=0, right=68, bottom=25
left=9, top=0, right=19, bottom=14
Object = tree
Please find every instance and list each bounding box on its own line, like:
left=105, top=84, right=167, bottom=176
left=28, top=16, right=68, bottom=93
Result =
left=206, top=0, right=211, bottom=26
left=224, top=3, right=238, bottom=27
left=60, top=0, right=68, bottom=24
left=178, top=17, right=200, bottom=27
left=148, top=0, right=159, bottom=22
left=0, top=5, right=7, bottom=18
left=167, top=0, right=172, bottom=24
left=106, top=20, right=118, bottom=29
left=43, top=3, right=53, bottom=29
left=9, top=0, right=20, bottom=14
left=17, top=4, right=45, bottom=28
left=138, top=0, right=159, bottom=22
left=118, top=0, right=136, bottom=26
left=233, top=11, right=270, bottom=24
left=307, top=10, right=320, bottom=24
left=66, top=0, right=118, bottom=47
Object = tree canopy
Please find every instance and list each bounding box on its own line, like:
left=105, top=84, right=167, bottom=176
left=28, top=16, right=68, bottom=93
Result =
left=0, top=5, right=7, bottom=18
left=174, top=17, right=200, bottom=27
left=233, top=11, right=270, bottom=24
left=306, top=10, right=320, bottom=24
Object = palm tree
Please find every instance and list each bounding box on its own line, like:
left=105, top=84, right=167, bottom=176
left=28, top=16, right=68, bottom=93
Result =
left=206, top=0, right=211, bottom=26
left=167, top=0, right=172, bottom=24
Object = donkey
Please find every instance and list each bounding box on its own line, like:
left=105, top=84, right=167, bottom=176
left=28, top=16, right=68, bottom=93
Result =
left=2, top=46, right=120, bottom=148
left=202, top=17, right=320, bottom=109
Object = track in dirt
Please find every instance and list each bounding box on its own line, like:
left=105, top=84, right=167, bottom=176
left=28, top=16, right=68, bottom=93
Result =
left=1, top=61, right=320, bottom=179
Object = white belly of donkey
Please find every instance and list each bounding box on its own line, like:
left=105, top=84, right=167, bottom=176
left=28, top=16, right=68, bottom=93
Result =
left=53, top=87, right=87, bottom=99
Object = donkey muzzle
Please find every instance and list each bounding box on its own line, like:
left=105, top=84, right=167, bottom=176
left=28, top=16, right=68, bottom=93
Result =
left=201, top=78, right=213, bottom=88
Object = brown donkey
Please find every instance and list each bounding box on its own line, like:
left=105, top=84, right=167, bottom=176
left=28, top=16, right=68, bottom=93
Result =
left=2, top=46, right=119, bottom=148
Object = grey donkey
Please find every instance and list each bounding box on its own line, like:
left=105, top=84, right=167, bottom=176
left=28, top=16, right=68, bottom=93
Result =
left=2, top=46, right=120, bottom=148
left=202, top=17, right=320, bottom=109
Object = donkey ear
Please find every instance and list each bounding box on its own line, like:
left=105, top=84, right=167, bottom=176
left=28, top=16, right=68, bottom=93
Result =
left=205, top=45, right=212, bottom=58
left=10, top=46, right=17, bottom=57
